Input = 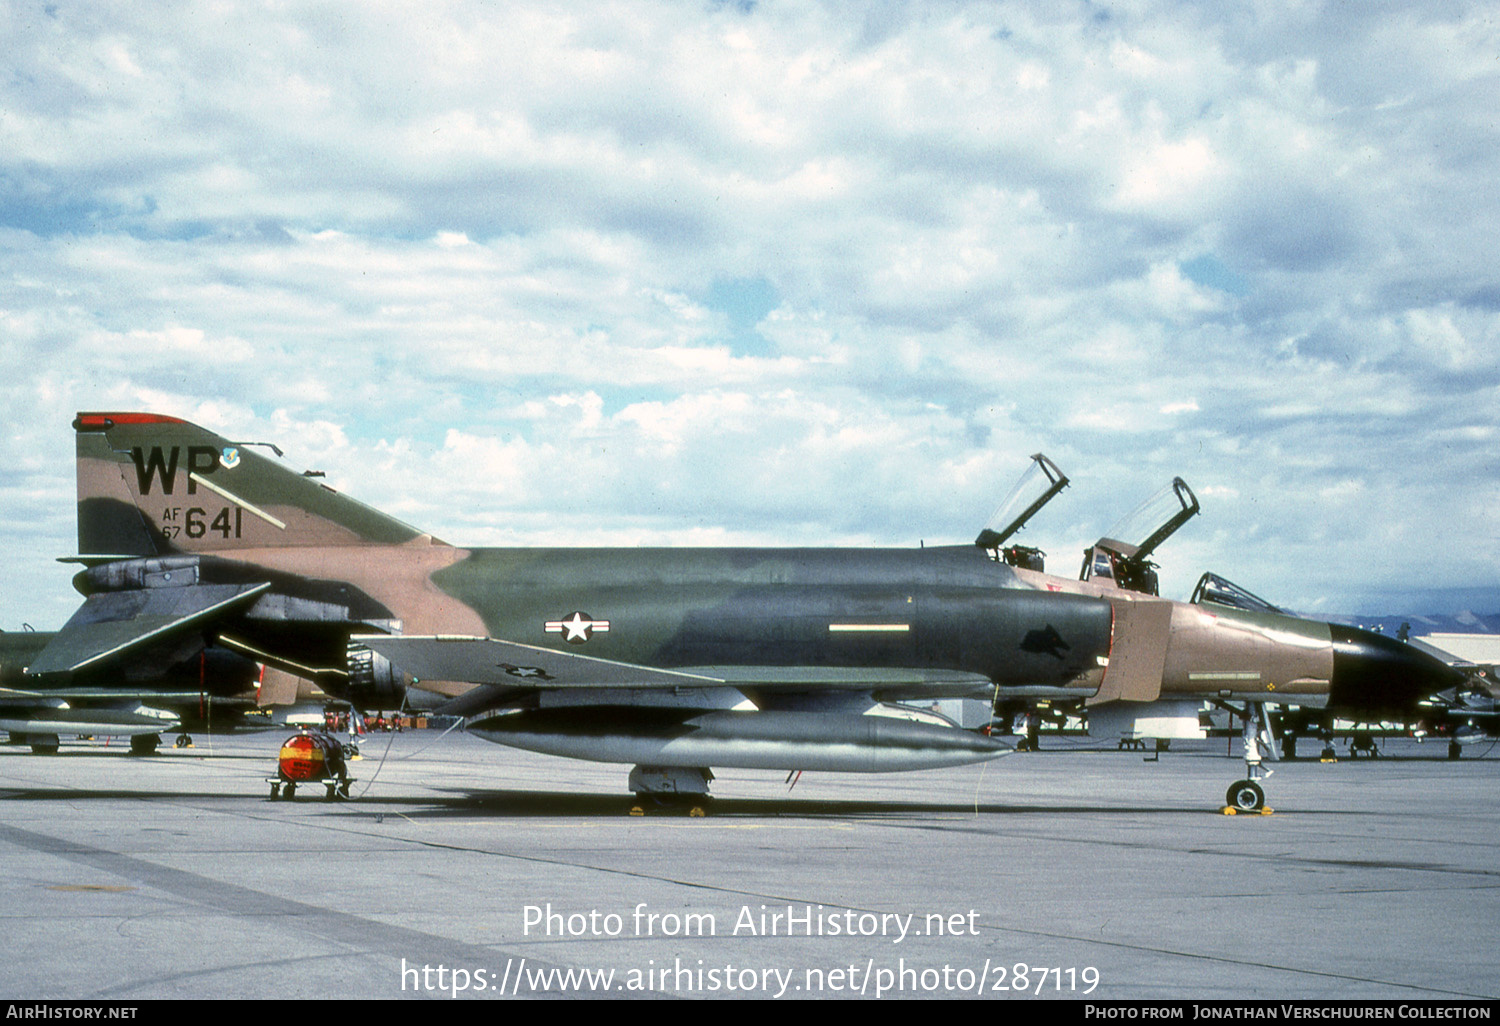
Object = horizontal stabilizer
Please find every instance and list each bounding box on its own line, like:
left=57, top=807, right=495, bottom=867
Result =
left=27, top=583, right=271, bottom=677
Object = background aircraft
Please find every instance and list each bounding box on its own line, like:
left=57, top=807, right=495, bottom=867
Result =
left=1, top=627, right=258, bottom=753
left=1, top=625, right=320, bottom=753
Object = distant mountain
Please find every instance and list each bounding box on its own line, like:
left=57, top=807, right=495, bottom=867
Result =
left=1343, top=586, right=1500, bottom=619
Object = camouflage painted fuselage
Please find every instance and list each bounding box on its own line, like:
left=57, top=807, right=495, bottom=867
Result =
left=51, top=543, right=1115, bottom=706
left=45, top=414, right=1115, bottom=712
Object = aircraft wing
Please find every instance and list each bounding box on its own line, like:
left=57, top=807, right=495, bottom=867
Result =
left=26, top=583, right=272, bottom=677
left=356, top=635, right=729, bottom=691
left=355, top=635, right=995, bottom=694
left=355, top=635, right=732, bottom=719
left=357, top=635, right=997, bottom=717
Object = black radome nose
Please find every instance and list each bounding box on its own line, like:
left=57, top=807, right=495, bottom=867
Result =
left=1328, top=624, right=1467, bottom=717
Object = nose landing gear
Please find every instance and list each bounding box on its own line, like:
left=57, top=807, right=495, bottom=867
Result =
left=1223, top=705, right=1275, bottom=815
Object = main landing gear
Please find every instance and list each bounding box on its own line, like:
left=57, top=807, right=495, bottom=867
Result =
left=628, top=765, right=713, bottom=817
left=27, top=733, right=60, bottom=755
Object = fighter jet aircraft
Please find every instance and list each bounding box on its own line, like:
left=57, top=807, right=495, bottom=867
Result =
left=32, top=412, right=1120, bottom=803
left=976, top=457, right=1471, bottom=808
left=34, top=414, right=1465, bottom=810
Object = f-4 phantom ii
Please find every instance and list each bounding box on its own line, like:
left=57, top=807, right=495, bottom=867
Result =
left=977, top=455, right=1472, bottom=809
left=29, top=414, right=1465, bottom=810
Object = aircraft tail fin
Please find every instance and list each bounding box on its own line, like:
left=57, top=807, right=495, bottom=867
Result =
left=73, top=412, right=441, bottom=557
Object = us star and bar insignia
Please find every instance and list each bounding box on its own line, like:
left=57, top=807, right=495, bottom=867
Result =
left=498, top=663, right=555, bottom=681
left=545, top=611, right=610, bottom=644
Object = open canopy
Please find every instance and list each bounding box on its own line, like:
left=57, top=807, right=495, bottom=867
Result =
left=974, top=453, right=1069, bottom=551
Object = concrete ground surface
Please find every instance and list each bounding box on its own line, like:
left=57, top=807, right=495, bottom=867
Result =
left=0, top=729, right=1495, bottom=1001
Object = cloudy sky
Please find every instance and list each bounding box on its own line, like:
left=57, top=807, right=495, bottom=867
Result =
left=2, top=0, right=1498, bottom=631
